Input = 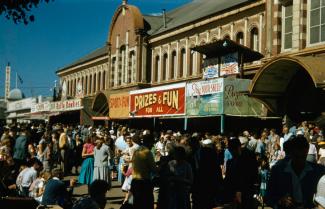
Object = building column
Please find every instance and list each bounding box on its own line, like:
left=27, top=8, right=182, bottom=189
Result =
left=244, top=18, right=248, bottom=46
left=141, top=43, right=147, bottom=83
left=259, top=13, right=264, bottom=52
left=125, top=31, right=129, bottom=84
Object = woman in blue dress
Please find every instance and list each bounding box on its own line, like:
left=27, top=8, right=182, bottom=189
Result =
left=78, top=136, right=95, bottom=185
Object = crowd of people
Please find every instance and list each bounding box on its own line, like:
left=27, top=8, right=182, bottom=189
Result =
left=0, top=121, right=325, bottom=209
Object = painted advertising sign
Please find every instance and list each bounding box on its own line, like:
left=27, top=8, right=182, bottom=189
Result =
left=130, top=83, right=186, bottom=117
left=7, top=98, right=37, bottom=112
left=220, top=52, right=239, bottom=76
left=186, top=79, right=223, bottom=116
left=223, top=78, right=264, bottom=116
left=203, top=64, right=219, bottom=79
left=31, top=101, right=51, bottom=113
left=51, top=98, right=83, bottom=112
left=75, top=79, right=84, bottom=98
left=109, top=92, right=130, bottom=119
left=186, top=78, right=264, bottom=117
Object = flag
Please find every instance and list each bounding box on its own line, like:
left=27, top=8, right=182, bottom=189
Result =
left=18, top=75, right=23, bottom=84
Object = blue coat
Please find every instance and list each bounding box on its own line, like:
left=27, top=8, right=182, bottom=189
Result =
left=13, top=135, right=28, bottom=160
left=41, top=179, right=67, bottom=206
left=266, top=160, right=325, bottom=208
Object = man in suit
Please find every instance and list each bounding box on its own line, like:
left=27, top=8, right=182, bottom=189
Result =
left=266, top=135, right=325, bottom=209
left=224, top=137, right=259, bottom=209
left=13, top=126, right=29, bottom=169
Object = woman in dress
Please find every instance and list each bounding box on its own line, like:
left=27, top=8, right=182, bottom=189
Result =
left=93, top=137, right=111, bottom=187
left=78, top=136, right=95, bottom=185
left=129, top=146, right=156, bottom=209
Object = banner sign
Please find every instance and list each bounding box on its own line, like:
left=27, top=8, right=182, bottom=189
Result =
left=202, top=53, right=239, bottom=79
left=223, top=78, right=264, bottom=116
left=75, top=79, right=84, bottom=98
left=186, top=79, right=223, bottom=116
left=7, top=98, right=36, bottom=112
left=130, top=83, right=186, bottom=117
left=220, top=52, right=239, bottom=76
left=51, top=98, right=83, bottom=112
left=31, top=101, right=51, bottom=113
left=186, top=78, right=264, bottom=117
left=109, top=92, right=130, bottom=119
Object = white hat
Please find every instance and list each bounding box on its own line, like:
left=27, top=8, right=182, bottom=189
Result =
left=202, top=139, right=212, bottom=145
left=315, top=175, right=325, bottom=207
left=109, top=130, right=114, bottom=135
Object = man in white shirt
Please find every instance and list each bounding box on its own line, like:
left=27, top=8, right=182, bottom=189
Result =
left=16, top=158, right=42, bottom=196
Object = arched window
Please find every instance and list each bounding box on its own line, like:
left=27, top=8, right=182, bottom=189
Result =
left=171, top=51, right=177, bottom=79
left=120, top=45, right=126, bottom=84
left=129, top=51, right=135, bottom=83
left=162, top=53, right=168, bottom=81
left=85, top=76, right=88, bottom=95
left=67, top=80, right=70, bottom=96
left=154, top=56, right=160, bottom=82
left=98, top=72, right=101, bottom=91
left=236, top=32, right=244, bottom=45
left=93, top=74, right=96, bottom=94
left=81, top=77, right=84, bottom=94
left=89, top=75, right=92, bottom=95
left=189, top=49, right=195, bottom=76
left=179, top=48, right=186, bottom=78
left=111, top=57, right=116, bottom=87
left=73, top=78, right=77, bottom=96
left=250, top=27, right=259, bottom=51
left=102, top=71, right=106, bottom=90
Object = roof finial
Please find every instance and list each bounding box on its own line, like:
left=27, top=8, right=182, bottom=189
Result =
left=122, top=0, right=127, bottom=5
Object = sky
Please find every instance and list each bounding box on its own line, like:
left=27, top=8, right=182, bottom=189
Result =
left=0, top=0, right=192, bottom=97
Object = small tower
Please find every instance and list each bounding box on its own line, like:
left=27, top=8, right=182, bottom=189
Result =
left=122, top=0, right=127, bottom=6
left=5, top=63, right=11, bottom=102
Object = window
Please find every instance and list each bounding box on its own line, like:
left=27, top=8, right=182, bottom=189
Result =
left=111, top=57, right=116, bottom=87
left=85, top=76, right=88, bottom=95
left=89, top=75, right=92, bottom=95
left=93, top=74, right=96, bottom=94
left=250, top=27, right=259, bottom=51
left=198, top=53, right=204, bottom=74
left=102, top=71, right=106, bottom=90
left=162, top=54, right=168, bottom=81
left=119, top=46, right=126, bottom=84
left=236, top=32, right=244, bottom=45
left=129, top=51, right=135, bottom=83
left=180, top=48, right=186, bottom=78
left=154, top=56, right=160, bottom=82
left=309, top=0, right=325, bottom=44
left=171, top=51, right=177, bottom=79
left=81, top=77, right=84, bottom=94
left=189, top=49, right=195, bottom=76
left=98, top=72, right=101, bottom=91
left=282, top=4, right=293, bottom=49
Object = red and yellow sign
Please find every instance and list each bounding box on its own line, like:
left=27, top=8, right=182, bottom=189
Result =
left=130, top=83, right=186, bottom=117
left=109, top=92, right=130, bottom=119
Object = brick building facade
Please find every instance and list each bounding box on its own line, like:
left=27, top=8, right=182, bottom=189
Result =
left=56, top=0, right=325, bottom=125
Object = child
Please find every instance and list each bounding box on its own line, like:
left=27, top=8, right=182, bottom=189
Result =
left=259, top=157, right=269, bottom=208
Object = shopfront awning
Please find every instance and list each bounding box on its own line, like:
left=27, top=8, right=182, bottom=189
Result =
left=249, top=56, right=325, bottom=112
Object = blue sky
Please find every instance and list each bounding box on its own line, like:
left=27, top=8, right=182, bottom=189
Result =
left=0, top=0, right=191, bottom=97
